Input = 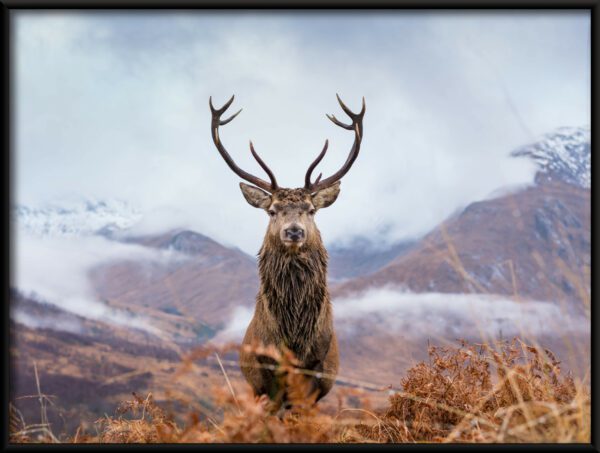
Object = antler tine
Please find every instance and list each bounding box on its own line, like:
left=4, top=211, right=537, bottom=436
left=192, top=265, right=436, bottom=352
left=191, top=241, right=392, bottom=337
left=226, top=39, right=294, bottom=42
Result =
left=209, top=95, right=234, bottom=115
left=326, top=113, right=353, bottom=130
left=326, top=94, right=366, bottom=129
left=305, top=95, right=366, bottom=193
left=250, top=141, right=278, bottom=190
left=209, top=95, right=243, bottom=126
left=337, top=93, right=366, bottom=117
left=220, top=108, right=243, bottom=126
left=304, top=140, right=329, bottom=189
left=209, top=96, right=277, bottom=193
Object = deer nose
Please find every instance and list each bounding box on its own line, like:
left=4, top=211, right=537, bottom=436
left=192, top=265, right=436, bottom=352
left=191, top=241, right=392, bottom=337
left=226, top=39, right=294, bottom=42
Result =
left=285, top=226, right=305, bottom=241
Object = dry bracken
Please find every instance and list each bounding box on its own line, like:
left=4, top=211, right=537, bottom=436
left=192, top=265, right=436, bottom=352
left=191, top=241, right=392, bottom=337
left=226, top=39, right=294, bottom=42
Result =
left=10, top=338, right=589, bottom=444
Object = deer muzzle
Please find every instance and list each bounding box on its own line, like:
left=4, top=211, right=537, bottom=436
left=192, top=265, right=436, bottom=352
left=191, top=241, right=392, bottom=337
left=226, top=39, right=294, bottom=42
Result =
left=283, top=224, right=305, bottom=243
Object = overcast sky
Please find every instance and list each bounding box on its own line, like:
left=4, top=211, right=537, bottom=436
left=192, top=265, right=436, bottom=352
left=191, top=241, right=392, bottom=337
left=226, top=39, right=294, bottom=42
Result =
left=13, top=11, right=590, bottom=254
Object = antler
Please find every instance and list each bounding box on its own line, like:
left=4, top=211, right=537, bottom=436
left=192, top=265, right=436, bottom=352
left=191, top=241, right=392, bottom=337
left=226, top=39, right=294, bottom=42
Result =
left=304, top=94, right=366, bottom=193
left=210, top=95, right=278, bottom=192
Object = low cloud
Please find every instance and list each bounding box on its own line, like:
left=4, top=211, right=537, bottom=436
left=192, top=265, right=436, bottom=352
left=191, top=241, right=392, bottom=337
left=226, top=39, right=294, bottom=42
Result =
left=11, top=230, right=190, bottom=334
left=212, top=306, right=254, bottom=344
left=334, top=287, right=590, bottom=340
left=213, top=286, right=589, bottom=345
left=12, top=308, right=84, bottom=335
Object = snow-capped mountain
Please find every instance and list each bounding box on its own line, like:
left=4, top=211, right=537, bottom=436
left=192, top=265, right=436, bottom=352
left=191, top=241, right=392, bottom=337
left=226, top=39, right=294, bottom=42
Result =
left=512, top=126, right=590, bottom=189
left=13, top=198, right=142, bottom=237
left=334, top=126, right=591, bottom=304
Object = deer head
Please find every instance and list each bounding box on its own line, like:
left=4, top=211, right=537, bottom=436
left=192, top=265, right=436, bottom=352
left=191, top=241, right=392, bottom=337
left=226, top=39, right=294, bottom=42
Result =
left=209, top=94, right=365, bottom=251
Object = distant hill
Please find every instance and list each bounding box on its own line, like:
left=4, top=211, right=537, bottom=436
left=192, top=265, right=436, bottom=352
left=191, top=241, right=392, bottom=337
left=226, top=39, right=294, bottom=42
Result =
left=328, top=238, right=416, bottom=282
left=89, top=229, right=260, bottom=327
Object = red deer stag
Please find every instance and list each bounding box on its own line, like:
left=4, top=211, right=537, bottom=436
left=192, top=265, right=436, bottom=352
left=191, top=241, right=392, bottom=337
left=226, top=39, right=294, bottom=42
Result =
left=209, top=94, right=365, bottom=410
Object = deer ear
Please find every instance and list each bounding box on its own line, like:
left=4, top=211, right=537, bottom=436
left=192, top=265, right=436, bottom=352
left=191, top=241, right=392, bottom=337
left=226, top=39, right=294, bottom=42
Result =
left=240, top=182, right=272, bottom=209
left=312, top=181, right=341, bottom=210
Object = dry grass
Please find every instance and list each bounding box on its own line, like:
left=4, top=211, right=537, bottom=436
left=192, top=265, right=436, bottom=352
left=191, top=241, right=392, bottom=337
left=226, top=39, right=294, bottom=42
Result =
left=9, top=337, right=590, bottom=444
left=358, top=339, right=588, bottom=443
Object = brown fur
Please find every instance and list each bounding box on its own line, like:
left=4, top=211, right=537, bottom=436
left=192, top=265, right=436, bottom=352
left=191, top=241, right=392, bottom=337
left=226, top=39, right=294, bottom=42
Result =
left=239, top=187, right=340, bottom=410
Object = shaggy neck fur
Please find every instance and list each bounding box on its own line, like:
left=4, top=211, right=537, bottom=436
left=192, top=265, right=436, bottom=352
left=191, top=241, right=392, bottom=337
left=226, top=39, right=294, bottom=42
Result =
left=258, top=232, right=329, bottom=360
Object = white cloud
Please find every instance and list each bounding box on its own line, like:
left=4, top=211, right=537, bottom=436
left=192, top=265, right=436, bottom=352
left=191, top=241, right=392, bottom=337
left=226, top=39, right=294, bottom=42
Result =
left=333, top=287, right=590, bottom=340
left=11, top=229, right=190, bottom=333
left=12, top=308, right=84, bottom=335
left=211, top=306, right=254, bottom=344
left=13, top=11, right=590, bottom=254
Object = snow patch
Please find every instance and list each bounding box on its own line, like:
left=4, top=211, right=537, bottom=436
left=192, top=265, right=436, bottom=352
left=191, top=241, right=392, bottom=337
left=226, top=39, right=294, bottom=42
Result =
left=512, top=126, right=590, bottom=189
left=12, top=198, right=142, bottom=238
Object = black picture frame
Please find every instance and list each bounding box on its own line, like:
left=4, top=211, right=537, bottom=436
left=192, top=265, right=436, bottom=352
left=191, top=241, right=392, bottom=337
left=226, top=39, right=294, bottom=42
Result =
left=1, top=2, right=596, bottom=450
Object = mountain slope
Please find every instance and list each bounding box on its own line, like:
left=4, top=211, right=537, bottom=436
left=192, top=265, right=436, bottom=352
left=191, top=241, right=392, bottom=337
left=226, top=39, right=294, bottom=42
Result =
left=328, top=238, right=416, bottom=282
left=333, top=127, right=591, bottom=305
left=9, top=291, right=228, bottom=434
left=89, top=229, right=260, bottom=328
left=334, top=180, right=590, bottom=303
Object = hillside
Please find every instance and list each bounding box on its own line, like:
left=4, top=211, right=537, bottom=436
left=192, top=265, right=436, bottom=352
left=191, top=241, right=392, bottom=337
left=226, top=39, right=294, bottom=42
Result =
left=332, top=180, right=590, bottom=305
left=10, top=291, right=215, bottom=434
left=10, top=291, right=392, bottom=436
left=11, top=331, right=590, bottom=444
left=88, top=229, right=260, bottom=328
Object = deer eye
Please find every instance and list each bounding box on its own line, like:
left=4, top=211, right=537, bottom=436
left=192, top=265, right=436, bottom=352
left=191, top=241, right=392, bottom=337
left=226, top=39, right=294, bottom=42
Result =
left=309, top=209, right=316, bottom=216
left=268, top=210, right=276, bottom=218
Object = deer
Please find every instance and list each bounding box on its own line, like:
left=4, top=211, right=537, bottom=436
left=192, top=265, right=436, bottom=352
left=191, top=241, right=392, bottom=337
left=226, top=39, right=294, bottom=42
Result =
left=209, top=94, right=365, bottom=411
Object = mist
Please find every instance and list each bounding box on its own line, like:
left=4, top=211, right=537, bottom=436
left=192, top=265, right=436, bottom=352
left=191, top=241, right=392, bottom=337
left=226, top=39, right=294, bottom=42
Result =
left=214, top=287, right=590, bottom=344
left=12, top=308, right=85, bottom=335
left=11, top=230, right=191, bottom=333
